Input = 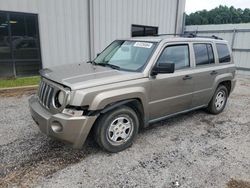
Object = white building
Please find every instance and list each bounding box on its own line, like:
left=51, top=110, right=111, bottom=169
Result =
left=0, top=0, right=186, bottom=77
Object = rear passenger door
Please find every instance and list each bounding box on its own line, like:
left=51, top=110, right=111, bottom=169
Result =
left=191, top=43, right=217, bottom=107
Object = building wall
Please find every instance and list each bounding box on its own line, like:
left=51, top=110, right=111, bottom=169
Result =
left=0, top=0, right=90, bottom=68
left=0, top=0, right=186, bottom=68
left=185, top=23, right=250, bottom=70
left=90, top=0, right=186, bottom=59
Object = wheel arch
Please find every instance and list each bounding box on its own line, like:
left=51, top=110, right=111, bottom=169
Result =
left=88, top=87, right=148, bottom=124
left=213, top=73, right=234, bottom=96
left=98, top=98, right=145, bottom=129
left=218, top=80, right=232, bottom=95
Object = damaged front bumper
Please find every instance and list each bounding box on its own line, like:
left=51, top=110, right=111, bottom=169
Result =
left=29, top=96, right=97, bottom=149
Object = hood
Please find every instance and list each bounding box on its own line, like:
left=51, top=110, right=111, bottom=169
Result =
left=40, top=63, right=145, bottom=90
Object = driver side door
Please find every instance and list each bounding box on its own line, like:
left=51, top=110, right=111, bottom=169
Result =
left=149, top=43, right=194, bottom=121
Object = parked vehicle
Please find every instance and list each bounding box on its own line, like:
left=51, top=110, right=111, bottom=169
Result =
left=29, top=35, right=236, bottom=152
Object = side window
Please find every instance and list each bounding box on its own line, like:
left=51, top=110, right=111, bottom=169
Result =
left=216, top=43, right=231, bottom=63
left=193, top=44, right=215, bottom=66
left=157, top=45, right=190, bottom=70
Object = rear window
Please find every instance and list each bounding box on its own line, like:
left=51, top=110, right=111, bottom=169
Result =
left=193, top=44, right=215, bottom=66
left=216, top=44, right=231, bottom=63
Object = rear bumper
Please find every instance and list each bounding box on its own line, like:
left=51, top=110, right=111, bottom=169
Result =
left=29, top=96, right=97, bottom=149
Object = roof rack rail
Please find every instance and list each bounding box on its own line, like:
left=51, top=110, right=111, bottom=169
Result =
left=182, top=31, right=224, bottom=40
left=152, top=33, right=180, bottom=36
left=153, top=32, right=224, bottom=40
left=156, top=33, right=180, bottom=36
left=211, top=35, right=224, bottom=40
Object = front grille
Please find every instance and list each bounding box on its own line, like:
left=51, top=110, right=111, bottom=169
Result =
left=38, top=80, right=55, bottom=109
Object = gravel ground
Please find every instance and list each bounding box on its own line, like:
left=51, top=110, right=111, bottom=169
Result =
left=0, top=75, right=250, bottom=188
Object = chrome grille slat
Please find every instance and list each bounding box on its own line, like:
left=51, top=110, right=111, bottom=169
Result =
left=39, top=82, right=44, bottom=99
left=45, top=87, right=52, bottom=108
left=38, top=80, right=56, bottom=109
left=49, top=88, right=55, bottom=108
left=43, top=84, right=48, bottom=105
left=38, top=82, right=42, bottom=98
left=41, top=84, right=47, bottom=105
left=40, top=82, right=46, bottom=101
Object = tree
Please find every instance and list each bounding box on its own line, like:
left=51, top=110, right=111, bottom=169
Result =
left=186, top=5, right=250, bottom=25
left=242, top=9, right=250, bottom=23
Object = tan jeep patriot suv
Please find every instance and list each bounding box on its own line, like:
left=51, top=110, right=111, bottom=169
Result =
left=29, top=35, right=236, bottom=152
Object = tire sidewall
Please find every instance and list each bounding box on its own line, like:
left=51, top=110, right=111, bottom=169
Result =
left=211, top=85, right=228, bottom=114
left=97, top=106, right=139, bottom=153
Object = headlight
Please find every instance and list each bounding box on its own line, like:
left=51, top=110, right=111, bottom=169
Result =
left=58, top=91, right=65, bottom=105
left=55, top=91, right=65, bottom=108
left=54, top=88, right=71, bottom=109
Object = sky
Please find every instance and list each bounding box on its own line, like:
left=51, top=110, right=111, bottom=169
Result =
left=186, top=0, right=250, bottom=14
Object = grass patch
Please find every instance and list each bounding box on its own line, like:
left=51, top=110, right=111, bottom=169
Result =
left=0, top=76, right=40, bottom=89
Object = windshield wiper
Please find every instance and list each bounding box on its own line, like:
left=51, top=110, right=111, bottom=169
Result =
left=87, top=61, right=120, bottom=70
left=96, top=62, right=121, bottom=70
left=86, top=60, right=96, bottom=65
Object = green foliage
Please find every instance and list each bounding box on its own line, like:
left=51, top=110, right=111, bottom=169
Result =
left=186, top=5, right=250, bottom=25
left=0, top=76, right=40, bottom=88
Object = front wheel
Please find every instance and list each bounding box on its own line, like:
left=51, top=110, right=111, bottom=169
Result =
left=206, top=85, right=228, bottom=114
left=94, top=106, right=139, bottom=153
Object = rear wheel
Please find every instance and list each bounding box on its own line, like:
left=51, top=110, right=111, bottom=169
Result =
left=207, top=85, right=228, bottom=114
left=94, top=106, right=139, bottom=153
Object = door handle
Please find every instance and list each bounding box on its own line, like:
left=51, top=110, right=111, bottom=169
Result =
left=210, top=71, right=218, bottom=75
left=183, top=75, right=192, bottom=80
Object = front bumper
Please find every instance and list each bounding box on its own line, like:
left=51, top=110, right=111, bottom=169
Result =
left=29, top=96, right=97, bottom=149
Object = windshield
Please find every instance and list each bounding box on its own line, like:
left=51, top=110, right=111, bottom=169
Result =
left=94, top=40, right=157, bottom=72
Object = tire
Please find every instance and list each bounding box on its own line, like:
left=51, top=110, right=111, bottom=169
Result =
left=206, top=85, right=228, bottom=115
left=94, top=106, right=139, bottom=153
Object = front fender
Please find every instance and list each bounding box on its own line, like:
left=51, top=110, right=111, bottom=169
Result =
left=89, top=87, right=149, bottom=117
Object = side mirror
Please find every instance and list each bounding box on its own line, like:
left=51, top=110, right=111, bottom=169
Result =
left=151, top=63, right=175, bottom=76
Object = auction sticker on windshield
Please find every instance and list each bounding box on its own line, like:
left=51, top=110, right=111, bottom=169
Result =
left=134, top=42, right=153, bottom=48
